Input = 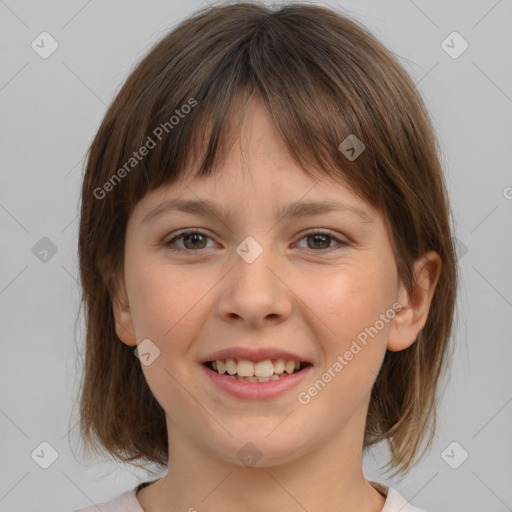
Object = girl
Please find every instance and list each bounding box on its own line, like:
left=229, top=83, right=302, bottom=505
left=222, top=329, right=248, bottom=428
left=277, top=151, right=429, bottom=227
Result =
left=73, top=2, right=458, bottom=511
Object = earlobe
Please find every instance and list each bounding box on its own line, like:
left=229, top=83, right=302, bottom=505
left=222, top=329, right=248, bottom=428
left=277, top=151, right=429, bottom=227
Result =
left=112, top=293, right=137, bottom=347
left=386, top=251, right=442, bottom=352
left=99, top=259, right=137, bottom=346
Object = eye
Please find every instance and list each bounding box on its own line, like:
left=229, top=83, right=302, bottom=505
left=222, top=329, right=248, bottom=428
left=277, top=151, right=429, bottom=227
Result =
left=295, top=230, right=349, bottom=251
left=164, top=229, right=214, bottom=252
left=164, top=229, right=349, bottom=253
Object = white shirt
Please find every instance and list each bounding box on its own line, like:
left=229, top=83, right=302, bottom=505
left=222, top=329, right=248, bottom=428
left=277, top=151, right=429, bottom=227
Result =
left=72, top=479, right=428, bottom=512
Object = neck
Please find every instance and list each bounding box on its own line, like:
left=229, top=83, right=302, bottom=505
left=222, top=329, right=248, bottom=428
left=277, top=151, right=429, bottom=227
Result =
left=137, top=410, right=386, bottom=512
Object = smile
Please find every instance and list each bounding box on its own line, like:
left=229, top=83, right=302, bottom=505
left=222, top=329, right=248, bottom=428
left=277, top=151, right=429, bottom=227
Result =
left=204, top=358, right=311, bottom=382
left=202, top=359, right=313, bottom=400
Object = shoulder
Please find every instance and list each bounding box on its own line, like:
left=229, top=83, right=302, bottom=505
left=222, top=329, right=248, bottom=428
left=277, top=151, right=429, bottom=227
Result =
left=72, top=486, right=143, bottom=512
left=369, top=480, right=430, bottom=512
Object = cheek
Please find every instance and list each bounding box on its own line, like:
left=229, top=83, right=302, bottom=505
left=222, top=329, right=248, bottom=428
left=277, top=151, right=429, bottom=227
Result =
left=306, top=264, right=392, bottom=342
left=126, top=259, right=194, bottom=341
left=296, top=271, right=389, bottom=415
left=127, top=261, right=204, bottom=405
left=299, top=261, right=394, bottom=404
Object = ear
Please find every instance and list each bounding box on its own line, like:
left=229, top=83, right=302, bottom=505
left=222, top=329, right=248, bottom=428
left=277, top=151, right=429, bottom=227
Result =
left=387, top=250, right=442, bottom=352
left=111, top=274, right=137, bottom=347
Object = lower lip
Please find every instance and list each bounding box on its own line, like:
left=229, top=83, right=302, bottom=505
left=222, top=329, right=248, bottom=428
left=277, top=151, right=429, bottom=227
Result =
left=201, top=363, right=313, bottom=400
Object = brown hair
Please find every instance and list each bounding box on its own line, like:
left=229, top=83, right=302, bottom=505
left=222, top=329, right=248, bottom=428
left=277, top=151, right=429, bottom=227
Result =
left=75, top=0, right=459, bottom=479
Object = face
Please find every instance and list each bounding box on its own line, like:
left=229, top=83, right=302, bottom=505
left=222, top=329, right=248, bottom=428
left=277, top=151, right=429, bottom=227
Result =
left=113, top=95, right=431, bottom=468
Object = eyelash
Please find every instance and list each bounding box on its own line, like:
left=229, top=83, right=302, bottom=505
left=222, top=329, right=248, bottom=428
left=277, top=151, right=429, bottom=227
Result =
left=164, top=228, right=349, bottom=254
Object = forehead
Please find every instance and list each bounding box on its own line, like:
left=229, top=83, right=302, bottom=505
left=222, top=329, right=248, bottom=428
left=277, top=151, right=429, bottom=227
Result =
left=130, top=94, right=380, bottom=226
left=133, top=165, right=378, bottom=231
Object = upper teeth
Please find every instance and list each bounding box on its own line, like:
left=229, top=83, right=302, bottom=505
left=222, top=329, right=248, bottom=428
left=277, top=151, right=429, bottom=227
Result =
left=212, top=358, right=301, bottom=377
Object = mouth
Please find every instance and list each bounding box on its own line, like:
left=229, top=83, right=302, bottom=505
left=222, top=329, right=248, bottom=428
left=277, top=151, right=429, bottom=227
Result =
left=202, top=358, right=312, bottom=383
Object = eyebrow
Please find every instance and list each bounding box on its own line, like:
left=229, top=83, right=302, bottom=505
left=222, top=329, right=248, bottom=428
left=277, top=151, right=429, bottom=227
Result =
left=142, top=198, right=374, bottom=224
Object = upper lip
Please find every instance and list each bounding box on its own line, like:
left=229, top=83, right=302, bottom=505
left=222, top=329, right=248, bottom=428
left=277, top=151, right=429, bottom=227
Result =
left=201, top=347, right=311, bottom=364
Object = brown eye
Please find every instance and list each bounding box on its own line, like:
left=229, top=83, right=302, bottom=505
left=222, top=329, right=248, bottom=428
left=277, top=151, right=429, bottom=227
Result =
left=164, top=229, right=349, bottom=254
left=165, top=229, right=213, bottom=252
left=296, top=231, right=349, bottom=251
left=306, top=233, right=332, bottom=250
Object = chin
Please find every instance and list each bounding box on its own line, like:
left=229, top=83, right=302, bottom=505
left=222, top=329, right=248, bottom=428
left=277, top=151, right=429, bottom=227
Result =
left=208, top=430, right=310, bottom=469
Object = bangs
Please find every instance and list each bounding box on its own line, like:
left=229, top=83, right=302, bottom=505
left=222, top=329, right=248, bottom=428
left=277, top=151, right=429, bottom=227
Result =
left=104, top=7, right=400, bottom=219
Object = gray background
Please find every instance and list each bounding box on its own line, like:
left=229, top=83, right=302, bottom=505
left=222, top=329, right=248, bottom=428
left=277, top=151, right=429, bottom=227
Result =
left=1, top=1, right=511, bottom=511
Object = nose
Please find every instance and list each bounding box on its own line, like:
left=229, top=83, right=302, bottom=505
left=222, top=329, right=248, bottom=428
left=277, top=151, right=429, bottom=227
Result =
left=216, top=238, right=293, bottom=328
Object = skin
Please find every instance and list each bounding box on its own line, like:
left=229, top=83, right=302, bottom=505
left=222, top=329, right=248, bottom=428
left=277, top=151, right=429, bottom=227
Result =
left=112, top=94, right=441, bottom=512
